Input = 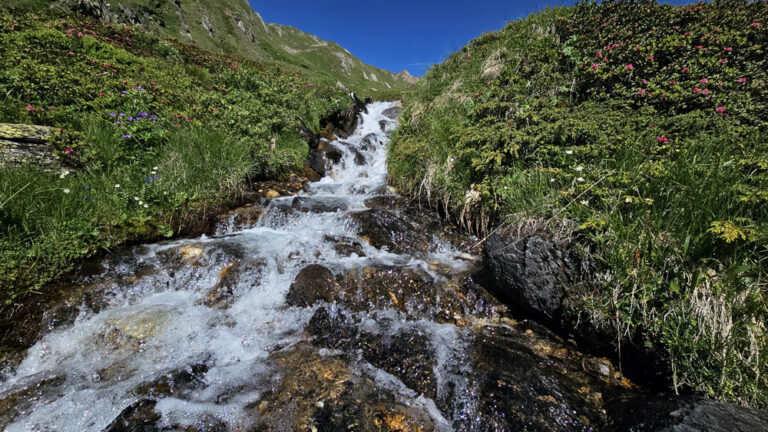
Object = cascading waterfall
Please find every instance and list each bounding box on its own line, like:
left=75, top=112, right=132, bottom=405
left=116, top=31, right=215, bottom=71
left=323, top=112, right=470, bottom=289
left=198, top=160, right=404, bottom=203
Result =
left=0, top=102, right=478, bottom=431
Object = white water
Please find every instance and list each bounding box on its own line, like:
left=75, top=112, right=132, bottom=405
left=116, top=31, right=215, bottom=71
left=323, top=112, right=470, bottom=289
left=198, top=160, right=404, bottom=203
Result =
left=1, top=102, right=477, bottom=431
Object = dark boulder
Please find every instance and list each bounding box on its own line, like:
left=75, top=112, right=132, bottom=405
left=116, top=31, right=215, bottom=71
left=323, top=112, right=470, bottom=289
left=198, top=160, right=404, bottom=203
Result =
left=307, top=307, right=438, bottom=398
left=349, top=209, right=431, bottom=255
left=291, top=196, right=348, bottom=213
left=482, top=234, right=576, bottom=323
left=285, top=265, right=337, bottom=307
left=605, top=394, right=768, bottom=432
left=382, top=106, right=402, bottom=120
left=308, top=140, right=343, bottom=176
left=363, top=195, right=409, bottom=211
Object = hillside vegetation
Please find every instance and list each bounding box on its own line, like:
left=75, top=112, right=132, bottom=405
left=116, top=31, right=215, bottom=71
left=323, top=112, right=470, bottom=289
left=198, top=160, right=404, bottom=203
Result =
left=0, top=4, right=350, bottom=304
left=51, top=0, right=412, bottom=96
left=390, top=0, right=767, bottom=407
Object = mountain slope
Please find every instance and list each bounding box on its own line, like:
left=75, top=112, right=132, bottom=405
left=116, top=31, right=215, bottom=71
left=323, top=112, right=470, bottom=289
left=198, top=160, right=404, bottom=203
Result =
left=390, top=0, right=767, bottom=407
left=59, top=0, right=410, bottom=94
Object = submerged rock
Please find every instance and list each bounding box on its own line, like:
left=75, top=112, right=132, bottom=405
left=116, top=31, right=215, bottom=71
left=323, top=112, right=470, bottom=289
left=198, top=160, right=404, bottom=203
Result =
left=323, top=235, right=366, bottom=257
left=251, top=344, right=437, bottom=432
left=102, top=399, right=161, bottom=432
left=307, top=308, right=438, bottom=398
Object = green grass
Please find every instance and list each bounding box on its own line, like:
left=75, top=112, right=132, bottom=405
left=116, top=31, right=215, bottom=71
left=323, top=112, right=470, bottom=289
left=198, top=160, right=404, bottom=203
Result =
left=16, top=0, right=411, bottom=96
left=0, top=5, right=350, bottom=304
left=390, top=0, right=768, bottom=407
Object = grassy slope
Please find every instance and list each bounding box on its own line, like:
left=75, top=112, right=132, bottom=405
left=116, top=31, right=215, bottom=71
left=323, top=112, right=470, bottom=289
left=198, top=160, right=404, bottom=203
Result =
left=0, top=4, right=349, bottom=304
left=54, top=0, right=411, bottom=96
left=390, top=0, right=767, bottom=407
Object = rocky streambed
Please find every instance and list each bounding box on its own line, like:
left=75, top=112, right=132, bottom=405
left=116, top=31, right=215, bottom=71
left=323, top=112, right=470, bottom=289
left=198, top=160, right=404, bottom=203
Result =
left=1, top=102, right=767, bottom=432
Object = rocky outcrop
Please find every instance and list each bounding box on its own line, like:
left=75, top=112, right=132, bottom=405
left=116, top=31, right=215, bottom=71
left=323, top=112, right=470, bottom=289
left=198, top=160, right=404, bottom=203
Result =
left=605, top=395, right=768, bottom=432
left=0, top=124, right=76, bottom=170
left=482, top=234, right=578, bottom=323
left=396, top=70, right=419, bottom=85
left=307, top=140, right=343, bottom=176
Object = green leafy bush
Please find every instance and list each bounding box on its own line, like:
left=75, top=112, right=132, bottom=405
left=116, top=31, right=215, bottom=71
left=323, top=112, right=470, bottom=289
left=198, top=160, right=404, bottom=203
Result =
left=390, top=0, right=768, bottom=407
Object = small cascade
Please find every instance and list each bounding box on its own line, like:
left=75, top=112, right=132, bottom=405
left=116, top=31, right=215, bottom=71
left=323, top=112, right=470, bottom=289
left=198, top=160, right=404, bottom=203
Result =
left=0, top=102, right=632, bottom=432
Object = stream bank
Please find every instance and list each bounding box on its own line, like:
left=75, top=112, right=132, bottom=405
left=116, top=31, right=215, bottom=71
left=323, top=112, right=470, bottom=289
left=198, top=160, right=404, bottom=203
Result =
left=1, top=102, right=766, bottom=431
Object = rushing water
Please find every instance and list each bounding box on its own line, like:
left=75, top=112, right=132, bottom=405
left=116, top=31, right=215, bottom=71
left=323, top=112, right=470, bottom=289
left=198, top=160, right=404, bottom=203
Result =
left=0, top=102, right=488, bottom=431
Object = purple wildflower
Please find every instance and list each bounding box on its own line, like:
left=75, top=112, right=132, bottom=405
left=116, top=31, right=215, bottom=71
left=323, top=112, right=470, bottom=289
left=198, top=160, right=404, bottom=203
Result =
left=122, top=134, right=132, bottom=139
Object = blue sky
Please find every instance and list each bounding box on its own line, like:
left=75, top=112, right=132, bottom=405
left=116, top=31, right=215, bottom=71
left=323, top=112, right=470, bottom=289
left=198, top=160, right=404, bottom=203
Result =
left=249, top=0, right=690, bottom=76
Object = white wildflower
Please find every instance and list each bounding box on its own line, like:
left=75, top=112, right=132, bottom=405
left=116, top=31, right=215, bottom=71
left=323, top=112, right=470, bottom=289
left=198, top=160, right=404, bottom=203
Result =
left=550, top=178, right=556, bottom=183
left=625, top=197, right=633, bottom=203
left=62, top=188, right=70, bottom=194
left=134, top=196, right=140, bottom=201
left=565, top=150, right=574, bottom=155
left=580, top=200, right=589, bottom=205
left=575, top=166, right=584, bottom=172
left=59, top=170, right=70, bottom=179
left=576, top=177, right=585, bottom=182
left=152, top=166, right=159, bottom=170
left=143, top=204, right=149, bottom=208
left=114, top=184, right=120, bottom=188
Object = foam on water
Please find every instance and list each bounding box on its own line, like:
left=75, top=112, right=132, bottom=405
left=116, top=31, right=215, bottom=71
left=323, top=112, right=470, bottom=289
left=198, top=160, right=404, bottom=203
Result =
left=1, top=102, right=474, bottom=431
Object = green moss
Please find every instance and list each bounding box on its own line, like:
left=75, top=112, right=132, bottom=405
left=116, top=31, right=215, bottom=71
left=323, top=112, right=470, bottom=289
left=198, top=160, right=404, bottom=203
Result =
left=390, top=0, right=768, bottom=407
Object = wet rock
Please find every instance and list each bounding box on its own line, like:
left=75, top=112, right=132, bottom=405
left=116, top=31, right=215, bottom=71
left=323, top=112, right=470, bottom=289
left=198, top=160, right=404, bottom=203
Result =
left=286, top=265, right=337, bottom=307
left=307, top=308, right=438, bottom=398
left=360, top=133, right=379, bottom=151
left=483, top=234, right=576, bottom=322
left=323, top=235, right=366, bottom=257
left=382, top=106, right=402, bottom=120
left=446, top=324, right=609, bottom=431
left=364, top=195, right=410, bottom=211
left=216, top=204, right=263, bottom=232
left=102, top=399, right=161, bottom=432
left=308, top=140, right=343, bottom=176
left=251, top=344, right=437, bottom=432
left=134, top=363, right=210, bottom=399
left=0, top=374, right=66, bottom=428
left=292, top=196, right=349, bottom=213
left=338, top=141, right=367, bottom=165
left=0, top=283, right=87, bottom=351
left=605, top=394, right=768, bottom=432
left=265, top=189, right=281, bottom=199
left=0, top=123, right=79, bottom=170
left=203, top=260, right=265, bottom=309
left=350, top=209, right=431, bottom=255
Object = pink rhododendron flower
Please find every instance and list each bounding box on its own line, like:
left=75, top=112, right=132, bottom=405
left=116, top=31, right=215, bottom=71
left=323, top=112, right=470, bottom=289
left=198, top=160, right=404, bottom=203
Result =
left=695, top=45, right=704, bottom=49
left=26, top=104, right=35, bottom=111
left=702, top=89, right=710, bottom=95
left=725, top=47, right=733, bottom=51
left=716, top=106, right=726, bottom=113
left=64, top=148, right=74, bottom=154
left=737, top=77, right=747, bottom=83
left=626, top=64, right=634, bottom=70
left=642, top=79, right=648, bottom=84
left=693, top=87, right=701, bottom=94
left=719, top=58, right=728, bottom=63
left=682, top=67, right=690, bottom=73
left=597, top=51, right=603, bottom=58
left=647, top=55, right=654, bottom=60
left=637, top=89, right=646, bottom=95
left=591, top=63, right=599, bottom=70
left=700, top=78, right=709, bottom=83
left=751, top=22, right=760, bottom=28
left=657, top=136, right=669, bottom=144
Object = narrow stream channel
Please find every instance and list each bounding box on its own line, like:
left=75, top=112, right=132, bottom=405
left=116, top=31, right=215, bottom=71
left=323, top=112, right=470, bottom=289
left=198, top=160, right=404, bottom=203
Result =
left=1, top=102, right=628, bottom=431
